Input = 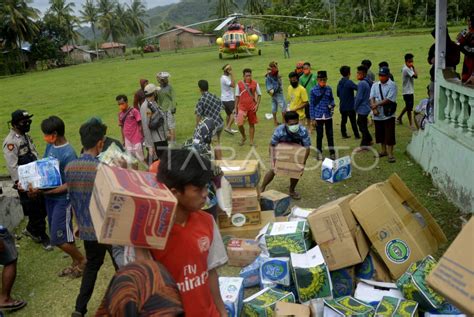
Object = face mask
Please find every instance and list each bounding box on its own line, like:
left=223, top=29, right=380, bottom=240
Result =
left=119, top=103, right=128, bottom=112
left=288, top=124, right=299, bottom=133
left=290, top=81, right=299, bottom=88
left=16, top=120, right=31, bottom=133
left=43, top=134, right=57, bottom=144
left=303, top=69, right=310, bottom=75
left=271, top=69, right=278, bottom=76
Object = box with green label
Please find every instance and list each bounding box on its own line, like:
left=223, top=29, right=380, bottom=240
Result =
left=396, top=255, right=446, bottom=311
left=324, top=296, right=374, bottom=316
left=291, top=246, right=333, bottom=303
left=242, top=287, right=295, bottom=317
left=374, top=296, right=418, bottom=316
left=263, top=221, right=313, bottom=257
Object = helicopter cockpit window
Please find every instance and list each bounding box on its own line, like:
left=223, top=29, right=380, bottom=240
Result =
left=230, top=34, right=234, bottom=41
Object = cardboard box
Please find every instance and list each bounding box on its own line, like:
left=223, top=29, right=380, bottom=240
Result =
left=330, top=267, right=355, bottom=298
left=260, top=257, right=291, bottom=286
left=349, top=173, right=447, bottom=279
left=227, top=238, right=261, bottom=267
left=321, top=156, right=351, bottom=183
left=242, top=287, right=295, bottom=317
left=216, top=160, right=260, bottom=188
left=274, top=160, right=304, bottom=179
left=354, top=279, right=404, bottom=305
left=240, top=255, right=267, bottom=288
left=355, top=250, right=392, bottom=282
left=307, top=194, right=370, bottom=270
left=90, top=164, right=177, bottom=249
left=219, top=277, right=244, bottom=317
left=427, top=218, right=474, bottom=316
left=275, top=302, right=310, bottom=317
left=288, top=206, right=316, bottom=221
left=232, top=188, right=260, bottom=213
left=217, top=210, right=261, bottom=228
left=260, top=190, right=291, bottom=217
left=263, top=221, right=313, bottom=257
left=220, top=210, right=275, bottom=239
left=291, top=246, right=333, bottom=303
left=18, top=157, right=62, bottom=189
left=323, top=296, right=374, bottom=316
left=274, top=142, right=306, bottom=164
left=375, top=296, right=418, bottom=316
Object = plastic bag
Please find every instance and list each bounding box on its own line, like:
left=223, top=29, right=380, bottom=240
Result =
left=216, top=176, right=232, bottom=217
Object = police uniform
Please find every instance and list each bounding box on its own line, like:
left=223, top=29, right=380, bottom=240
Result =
left=3, top=129, right=49, bottom=243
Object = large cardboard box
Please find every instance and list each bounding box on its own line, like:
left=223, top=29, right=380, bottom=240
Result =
left=216, top=160, right=260, bottom=188
left=427, top=218, right=474, bottom=316
left=227, top=238, right=261, bottom=267
left=260, top=190, right=291, bottom=217
left=355, top=250, right=392, bottom=283
left=232, top=188, right=260, bottom=213
left=274, top=142, right=306, bottom=164
left=275, top=302, right=310, bottom=317
left=242, top=288, right=295, bottom=316
left=349, top=173, right=447, bottom=279
left=220, top=210, right=275, bottom=239
left=321, top=156, right=351, bottom=183
left=218, top=210, right=261, bottom=228
left=219, top=277, right=245, bottom=317
left=90, top=164, right=177, bottom=249
left=274, top=160, right=304, bottom=179
left=307, top=194, right=370, bottom=270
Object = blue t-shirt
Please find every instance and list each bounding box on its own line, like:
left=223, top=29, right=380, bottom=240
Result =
left=337, top=77, right=358, bottom=111
left=44, top=143, right=77, bottom=199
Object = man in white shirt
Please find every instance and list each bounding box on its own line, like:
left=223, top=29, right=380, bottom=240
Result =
left=220, top=64, right=237, bottom=135
left=397, top=53, right=418, bottom=129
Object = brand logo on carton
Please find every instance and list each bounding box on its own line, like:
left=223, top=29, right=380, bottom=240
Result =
left=156, top=204, right=172, bottom=237
left=261, top=260, right=288, bottom=281
left=385, top=239, right=410, bottom=263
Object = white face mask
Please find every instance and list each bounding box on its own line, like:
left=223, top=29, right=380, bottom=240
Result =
left=288, top=124, right=299, bottom=133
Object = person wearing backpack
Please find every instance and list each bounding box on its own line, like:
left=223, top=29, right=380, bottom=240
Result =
left=370, top=66, right=398, bottom=163
left=116, top=94, right=144, bottom=163
left=140, top=84, right=168, bottom=162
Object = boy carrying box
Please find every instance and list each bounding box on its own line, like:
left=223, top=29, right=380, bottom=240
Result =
left=260, top=111, right=311, bottom=200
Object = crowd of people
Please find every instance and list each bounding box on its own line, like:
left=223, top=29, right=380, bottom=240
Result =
left=0, top=19, right=473, bottom=316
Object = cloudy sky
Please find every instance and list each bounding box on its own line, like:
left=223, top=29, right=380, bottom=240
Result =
left=31, top=0, right=180, bottom=15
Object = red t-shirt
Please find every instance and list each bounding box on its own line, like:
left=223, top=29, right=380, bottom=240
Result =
left=237, top=80, right=258, bottom=111
left=150, top=211, right=227, bottom=317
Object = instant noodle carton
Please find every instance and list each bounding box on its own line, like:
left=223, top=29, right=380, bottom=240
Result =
left=262, top=221, right=313, bottom=257
left=216, top=160, right=260, bottom=188
left=291, top=246, right=333, bottom=303
left=260, top=257, right=291, bottom=286
left=232, top=188, right=261, bottom=213
left=219, top=277, right=244, bottom=317
left=330, top=267, right=356, bottom=298
left=227, top=238, right=260, bottom=267
left=321, top=156, right=351, bottom=183
left=242, top=287, right=295, bottom=317
left=374, top=296, right=418, bottom=317
left=217, top=210, right=261, bottom=228
left=323, top=296, right=374, bottom=316
left=90, top=164, right=177, bottom=249
left=260, top=190, right=291, bottom=217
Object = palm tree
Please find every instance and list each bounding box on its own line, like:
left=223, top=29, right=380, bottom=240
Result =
left=48, top=0, right=79, bottom=45
left=80, top=0, right=99, bottom=58
left=113, top=3, right=129, bottom=40
left=97, top=0, right=116, bottom=41
left=245, top=0, right=265, bottom=15
left=127, top=0, right=148, bottom=36
left=214, top=0, right=237, bottom=18
left=1, top=0, right=39, bottom=50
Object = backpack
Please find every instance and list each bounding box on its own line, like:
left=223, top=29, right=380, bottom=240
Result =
left=147, top=101, right=165, bottom=130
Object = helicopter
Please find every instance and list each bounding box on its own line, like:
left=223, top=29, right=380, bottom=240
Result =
left=144, top=13, right=328, bottom=59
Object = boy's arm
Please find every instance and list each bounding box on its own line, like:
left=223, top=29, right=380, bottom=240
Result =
left=209, top=268, right=227, bottom=317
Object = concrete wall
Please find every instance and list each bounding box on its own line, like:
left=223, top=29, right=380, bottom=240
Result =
left=159, top=32, right=214, bottom=51
left=104, top=47, right=125, bottom=57
left=159, top=32, right=178, bottom=51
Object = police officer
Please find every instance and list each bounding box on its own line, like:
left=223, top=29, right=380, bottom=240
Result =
left=2, top=110, right=52, bottom=251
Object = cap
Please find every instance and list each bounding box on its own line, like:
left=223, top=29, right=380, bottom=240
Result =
left=379, top=66, right=390, bottom=76
left=268, top=61, right=278, bottom=68
left=317, top=70, right=327, bottom=78
left=222, top=64, right=231, bottom=71
left=11, top=110, right=33, bottom=124
left=156, top=72, right=170, bottom=79
left=144, top=84, right=158, bottom=95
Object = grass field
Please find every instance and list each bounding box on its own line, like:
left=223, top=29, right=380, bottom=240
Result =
left=0, top=31, right=467, bottom=316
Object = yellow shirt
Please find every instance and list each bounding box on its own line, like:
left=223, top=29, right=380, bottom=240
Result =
left=287, top=85, right=308, bottom=119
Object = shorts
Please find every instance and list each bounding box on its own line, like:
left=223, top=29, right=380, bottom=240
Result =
left=222, top=101, right=235, bottom=116
left=153, top=140, right=169, bottom=161
left=236, top=109, right=258, bottom=126
left=166, top=111, right=176, bottom=130
left=403, top=94, right=414, bottom=111
left=374, top=117, right=396, bottom=146
left=271, top=93, right=287, bottom=113
left=45, top=197, right=74, bottom=246
left=304, top=104, right=310, bottom=120
left=0, top=229, right=18, bottom=265
left=125, top=139, right=144, bottom=162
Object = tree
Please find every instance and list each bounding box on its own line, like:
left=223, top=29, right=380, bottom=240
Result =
left=245, top=0, right=265, bottom=15
left=127, top=0, right=148, bottom=36
left=97, top=0, right=116, bottom=41
left=80, top=0, right=99, bottom=58
left=47, top=0, right=80, bottom=45
left=213, top=0, right=237, bottom=18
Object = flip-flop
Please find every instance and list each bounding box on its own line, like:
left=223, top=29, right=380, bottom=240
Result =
left=289, top=192, right=301, bottom=200
left=0, top=299, right=27, bottom=311
left=375, top=152, right=388, bottom=158
left=388, top=157, right=396, bottom=163
left=70, top=266, right=84, bottom=279
left=58, top=266, right=75, bottom=277
left=238, top=139, right=246, bottom=146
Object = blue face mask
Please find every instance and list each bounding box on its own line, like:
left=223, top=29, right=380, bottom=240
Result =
left=288, top=124, right=299, bottom=133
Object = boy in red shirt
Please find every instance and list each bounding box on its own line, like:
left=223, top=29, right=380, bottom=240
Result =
left=235, top=68, right=262, bottom=147
left=141, top=149, right=228, bottom=317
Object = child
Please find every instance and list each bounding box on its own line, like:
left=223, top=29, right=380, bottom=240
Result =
left=354, top=65, right=373, bottom=150
left=236, top=68, right=262, bottom=146
left=142, top=149, right=228, bottom=317
left=337, top=66, right=360, bottom=139
left=397, top=53, right=418, bottom=129
left=309, top=70, right=336, bottom=160
left=39, top=116, right=85, bottom=277
left=116, top=94, right=144, bottom=163
left=66, top=118, right=119, bottom=317
left=265, top=61, right=286, bottom=126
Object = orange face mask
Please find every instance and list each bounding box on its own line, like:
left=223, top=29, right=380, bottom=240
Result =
left=43, top=134, right=57, bottom=144
left=119, top=103, right=128, bottom=112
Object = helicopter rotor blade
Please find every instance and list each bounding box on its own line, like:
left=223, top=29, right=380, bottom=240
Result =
left=239, top=15, right=300, bottom=27
left=144, top=17, right=227, bottom=40
left=214, top=16, right=238, bottom=31
left=246, top=14, right=329, bottom=23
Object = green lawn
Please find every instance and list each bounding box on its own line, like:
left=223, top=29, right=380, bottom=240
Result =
left=0, top=31, right=467, bottom=316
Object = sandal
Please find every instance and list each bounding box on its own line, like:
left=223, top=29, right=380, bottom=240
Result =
left=238, top=138, right=246, bottom=146
left=375, top=152, right=388, bottom=158
left=0, top=299, right=27, bottom=311
left=388, top=156, right=396, bottom=163
left=289, top=192, right=301, bottom=200
left=70, top=266, right=84, bottom=278
left=58, top=266, right=75, bottom=277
